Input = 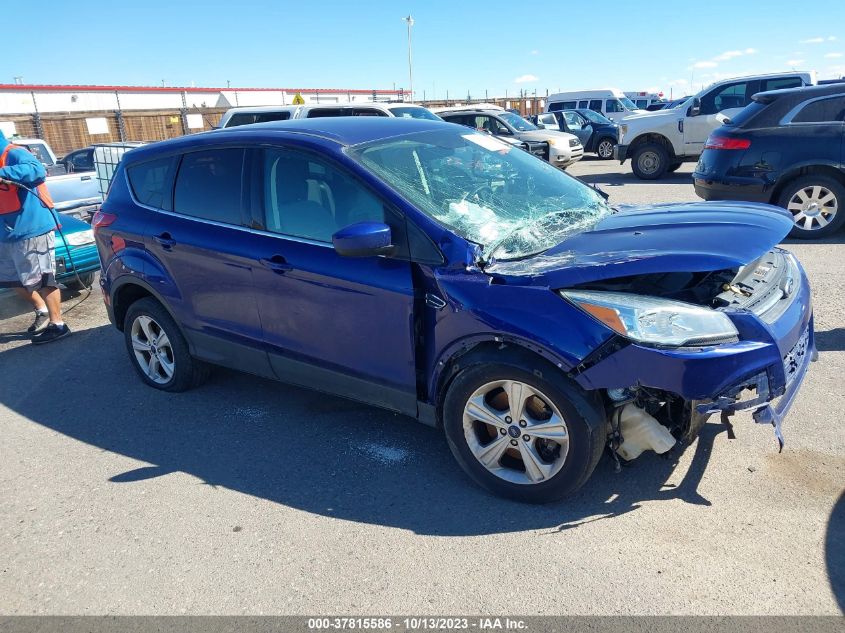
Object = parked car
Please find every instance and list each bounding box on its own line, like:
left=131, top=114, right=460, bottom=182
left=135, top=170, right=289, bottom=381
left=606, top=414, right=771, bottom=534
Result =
left=438, top=107, right=583, bottom=168
left=546, top=88, right=647, bottom=122
left=218, top=102, right=441, bottom=128
left=93, top=117, right=814, bottom=503
left=534, top=110, right=618, bottom=159
left=615, top=72, right=816, bottom=179
left=59, top=147, right=95, bottom=173
left=54, top=213, right=100, bottom=289
left=645, top=102, right=668, bottom=111
left=10, top=138, right=101, bottom=219
left=694, top=84, right=845, bottom=239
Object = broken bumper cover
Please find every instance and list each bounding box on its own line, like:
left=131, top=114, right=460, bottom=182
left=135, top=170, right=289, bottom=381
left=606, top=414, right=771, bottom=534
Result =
left=573, top=260, right=815, bottom=445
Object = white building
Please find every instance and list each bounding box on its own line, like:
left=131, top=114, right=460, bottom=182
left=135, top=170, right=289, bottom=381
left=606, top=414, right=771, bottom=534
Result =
left=0, top=84, right=404, bottom=115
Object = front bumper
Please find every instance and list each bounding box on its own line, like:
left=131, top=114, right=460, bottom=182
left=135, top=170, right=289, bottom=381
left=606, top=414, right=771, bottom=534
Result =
left=574, top=257, right=815, bottom=444
left=550, top=145, right=582, bottom=168
left=614, top=143, right=629, bottom=162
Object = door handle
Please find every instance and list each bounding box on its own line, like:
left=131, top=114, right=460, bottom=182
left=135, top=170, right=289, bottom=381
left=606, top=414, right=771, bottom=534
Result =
left=153, top=233, right=176, bottom=249
left=259, top=255, right=293, bottom=274
left=678, top=120, right=684, bottom=134
left=81, top=175, right=92, bottom=181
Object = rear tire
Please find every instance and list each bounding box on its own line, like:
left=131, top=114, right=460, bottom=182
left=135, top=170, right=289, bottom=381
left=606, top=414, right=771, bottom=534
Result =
left=667, top=162, right=683, bottom=173
left=596, top=137, right=615, bottom=160
left=631, top=143, right=669, bottom=180
left=123, top=297, right=210, bottom=392
left=442, top=360, right=606, bottom=503
left=777, top=175, right=845, bottom=239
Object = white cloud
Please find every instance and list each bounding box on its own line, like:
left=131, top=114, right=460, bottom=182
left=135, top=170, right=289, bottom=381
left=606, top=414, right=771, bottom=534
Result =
left=691, top=60, right=718, bottom=69
left=824, top=52, right=843, bottom=58
left=514, top=74, right=538, bottom=84
left=530, top=50, right=539, bottom=55
left=714, top=50, right=743, bottom=61
left=800, top=36, right=836, bottom=44
left=786, top=59, right=806, bottom=66
left=745, top=48, right=758, bottom=54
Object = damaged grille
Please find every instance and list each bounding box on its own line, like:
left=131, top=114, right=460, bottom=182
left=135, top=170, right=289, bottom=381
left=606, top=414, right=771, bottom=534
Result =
left=783, top=327, right=810, bottom=387
left=522, top=140, right=550, bottom=161
left=714, top=249, right=799, bottom=323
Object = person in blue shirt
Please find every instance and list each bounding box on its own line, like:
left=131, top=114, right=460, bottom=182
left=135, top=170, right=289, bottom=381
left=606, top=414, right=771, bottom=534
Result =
left=0, top=130, right=70, bottom=344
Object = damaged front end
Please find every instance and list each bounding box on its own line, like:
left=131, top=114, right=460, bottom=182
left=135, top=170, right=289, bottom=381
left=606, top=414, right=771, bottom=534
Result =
left=567, top=248, right=816, bottom=460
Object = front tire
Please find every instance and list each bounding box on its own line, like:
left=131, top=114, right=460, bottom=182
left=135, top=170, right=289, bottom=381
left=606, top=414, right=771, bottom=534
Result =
left=596, top=138, right=615, bottom=160
left=631, top=143, right=669, bottom=180
left=667, top=162, right=683, bottom=173
left=123, top=297, right=210, bottom=392
left=778, top=175, right=845, bottom=239
left=443, top=360, right=606, bottom=503
left=65, top=271, right=96, bottom=291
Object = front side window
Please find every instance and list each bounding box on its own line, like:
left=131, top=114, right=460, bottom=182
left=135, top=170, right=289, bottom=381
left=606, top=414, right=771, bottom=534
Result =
left=351, top=108, right=389, bottom=117
left=173, top=148, right=245, bottom=224
left=562, top=111, right=583, bottom=130
left=262, top=148, right=384, bottom=243
left=605, top=99, right=624, bottom=113
left=636, top=99, right=648, bottom=109
left=588, top=100, right=602, bottom=112
left=701, top=82, right=749, bottom=115
left=226, top=111, right=291, bottom=127
left=127, top=156, right=177, bottom=210
left=72, top=151, right=94, bottom=171
left=306, top=108, right=347, bottom=118
left=349, top=129, right=611, bottom=260
left=619, top=96, right=640, bottom=111
left=793, top=96, right=845, bottom=123
left=576, top=109, right=612, bottom=125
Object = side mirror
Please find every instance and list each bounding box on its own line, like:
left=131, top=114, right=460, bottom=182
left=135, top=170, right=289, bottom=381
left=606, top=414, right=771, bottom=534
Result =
left=332, top=222, right=394, bottom=258
left=688, top=97, right=701, bottom=117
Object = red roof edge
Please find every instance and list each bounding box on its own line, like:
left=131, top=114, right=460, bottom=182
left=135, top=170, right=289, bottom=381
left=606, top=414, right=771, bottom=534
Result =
left=0, top=84, right=402, bottom=95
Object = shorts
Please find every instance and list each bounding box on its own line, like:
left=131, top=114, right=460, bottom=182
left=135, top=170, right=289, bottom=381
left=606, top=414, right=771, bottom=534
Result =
left=0, top=231, right=57, bottom=291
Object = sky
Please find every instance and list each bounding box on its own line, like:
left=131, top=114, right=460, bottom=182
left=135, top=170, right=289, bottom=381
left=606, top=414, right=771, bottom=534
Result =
left=4, top=0, right=844, bottom=100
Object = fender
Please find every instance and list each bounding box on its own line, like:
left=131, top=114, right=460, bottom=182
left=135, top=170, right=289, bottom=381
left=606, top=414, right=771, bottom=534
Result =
left=427, top=331, right=578, bottom=407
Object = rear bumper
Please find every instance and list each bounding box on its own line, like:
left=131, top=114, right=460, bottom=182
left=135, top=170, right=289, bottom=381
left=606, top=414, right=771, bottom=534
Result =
left=693, top=173, right=771, bottom=204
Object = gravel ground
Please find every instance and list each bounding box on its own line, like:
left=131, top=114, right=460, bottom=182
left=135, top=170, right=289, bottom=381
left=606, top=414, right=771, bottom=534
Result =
left=0, top=158, right=842, bottom=616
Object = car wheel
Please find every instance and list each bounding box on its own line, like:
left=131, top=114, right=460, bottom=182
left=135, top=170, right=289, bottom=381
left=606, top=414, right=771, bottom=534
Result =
left=596, top=138, right=615, bottom=160
left=65, top=271, right=95, bottom=291
left=667, top=162, right=683, bottom=173
left=123, top=297, right=210, bottom=392
left=631, top=143, right=669, bottom=180
left=443, top=361, right=606, bottom=503
left=778, top=175, right=845, bottom=239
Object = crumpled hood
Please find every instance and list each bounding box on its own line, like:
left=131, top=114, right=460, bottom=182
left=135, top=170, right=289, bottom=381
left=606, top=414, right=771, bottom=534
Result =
left=486, top=201, right=794, bottom=286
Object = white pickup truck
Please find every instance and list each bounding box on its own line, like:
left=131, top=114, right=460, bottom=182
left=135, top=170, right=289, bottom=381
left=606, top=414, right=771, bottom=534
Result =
left=10, top=138, right=102, bottom=219
left=615, top=72, right=815, bottom=179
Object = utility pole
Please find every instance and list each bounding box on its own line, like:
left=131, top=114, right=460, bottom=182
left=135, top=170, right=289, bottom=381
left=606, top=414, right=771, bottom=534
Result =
left=403, top=15, right=414, bottom=102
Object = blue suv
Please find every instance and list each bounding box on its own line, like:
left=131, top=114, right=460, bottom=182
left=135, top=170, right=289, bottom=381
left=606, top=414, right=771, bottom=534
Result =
left=93, top=118, right=815, bottom=502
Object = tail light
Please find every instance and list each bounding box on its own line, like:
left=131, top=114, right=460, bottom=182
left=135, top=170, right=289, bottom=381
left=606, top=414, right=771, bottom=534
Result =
left=91, top=210, right=117, bottom=230
left=704, top=135, right=751, bottom=150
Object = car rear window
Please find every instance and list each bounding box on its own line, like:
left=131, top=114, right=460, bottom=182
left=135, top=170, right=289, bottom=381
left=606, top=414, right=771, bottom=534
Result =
left=127, top=156, right=177, bottom=210
left=725, top=101, right=768, bottom=127
left=173, top=148, right=245, bottom=224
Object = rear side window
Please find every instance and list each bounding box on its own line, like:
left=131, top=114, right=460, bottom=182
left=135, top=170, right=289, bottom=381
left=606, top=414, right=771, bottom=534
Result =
left=589, top=100, right=602, bottom=112
left=173, top=148, right=245, bottom=224
left=763, top=77, right=804, bottom=92
left=306, top=108, right=347, bottom=118
left=726, top=101, right=767, bottom=127
left=549, top=101, right=576, bottom=111
left=578, top=100, right=589, bottom=108
left=351, top=108, right=388, bottom=117
left=793, top=96, right=845, bottom=123
left=226, top=111, right=291, bottom=127
left=127, top=156, right=177, bottom=210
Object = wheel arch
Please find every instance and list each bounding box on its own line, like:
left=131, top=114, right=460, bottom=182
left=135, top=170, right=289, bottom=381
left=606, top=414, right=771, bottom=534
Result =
left=770, top=164, right=845, bottom=204
left=628, top=132, right=677, bottom=160
left=430, top=336, right=578, bottom=427
left=111, top=277, right=186, bottom=347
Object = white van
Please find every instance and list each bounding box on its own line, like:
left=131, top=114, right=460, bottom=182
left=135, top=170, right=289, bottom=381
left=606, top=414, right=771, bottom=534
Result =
left=218, top=103, right=441, bottom=128
left=545, top=89, right=646, bottom=122
left=616, top=71, right=816, bottom=179
left=625, top=92, right=666, bottom=110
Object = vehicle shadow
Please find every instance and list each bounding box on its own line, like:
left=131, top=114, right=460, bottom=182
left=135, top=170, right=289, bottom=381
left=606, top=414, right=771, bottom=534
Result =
left=576, top=170, right=694, bottom=187
left=826, top=491, right=845, bottom=613
left=815, top=328, right=845, bottom=353
left=0, top=324, right=728, bottom=537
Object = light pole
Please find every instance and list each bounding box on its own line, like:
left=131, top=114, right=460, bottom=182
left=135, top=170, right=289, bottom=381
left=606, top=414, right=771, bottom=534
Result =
left=402, top=14, right=414, bottom=102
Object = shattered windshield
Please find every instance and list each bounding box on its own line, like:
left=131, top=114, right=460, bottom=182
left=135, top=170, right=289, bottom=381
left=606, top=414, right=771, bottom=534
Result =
left=347, top=128, right=611, bottom=260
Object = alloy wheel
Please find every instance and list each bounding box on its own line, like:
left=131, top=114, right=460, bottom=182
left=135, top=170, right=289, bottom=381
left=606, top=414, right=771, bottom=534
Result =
left=597, top=140, right=614, bottom=158
left=130, top=315, right=175, bottom=384
left=462, top=380, right=570, bottom=485
left=787, top=185, right=838, bottom=231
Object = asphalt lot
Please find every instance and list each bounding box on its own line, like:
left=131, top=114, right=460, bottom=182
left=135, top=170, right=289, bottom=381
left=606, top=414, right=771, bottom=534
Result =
left=0, top=159, right=842, bottom=615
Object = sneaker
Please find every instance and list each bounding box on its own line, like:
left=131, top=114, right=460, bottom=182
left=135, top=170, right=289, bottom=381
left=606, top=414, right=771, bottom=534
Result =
left=27, top=311, right=49, bottom=334
left=31, top=323, right=71, bottom=345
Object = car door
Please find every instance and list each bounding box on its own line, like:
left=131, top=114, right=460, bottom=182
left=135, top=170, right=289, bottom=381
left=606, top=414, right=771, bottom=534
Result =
left=245, top=146, right=419, bottom=415
left=562, top=111, right=592, bottom=147
left=684, top=80, right=753, bottom=154
left=141, top=147, right=272, bottom=377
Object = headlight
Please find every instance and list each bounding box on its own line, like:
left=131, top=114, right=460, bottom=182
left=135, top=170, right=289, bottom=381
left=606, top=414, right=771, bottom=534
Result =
left=64, top=229, right=94, bottom=247
left=546, top=137, right=558, bottom=147
left=560, top=290, right=738, bottom=347
left=619, top=124, right=628, bottom=140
